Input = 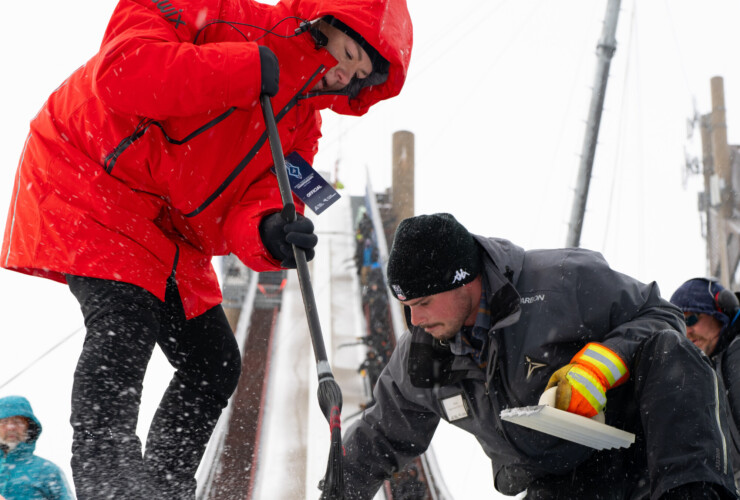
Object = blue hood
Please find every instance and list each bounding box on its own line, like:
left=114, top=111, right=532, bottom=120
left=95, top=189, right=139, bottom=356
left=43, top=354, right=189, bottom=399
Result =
left=0, top=395, right=42, bottom=444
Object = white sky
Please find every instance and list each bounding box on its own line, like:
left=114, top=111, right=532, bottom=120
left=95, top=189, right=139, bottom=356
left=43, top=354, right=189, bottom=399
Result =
left=1, top=0, right=740, bottom=497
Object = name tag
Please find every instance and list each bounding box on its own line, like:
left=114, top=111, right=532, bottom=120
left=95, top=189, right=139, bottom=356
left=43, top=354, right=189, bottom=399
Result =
left=440, top=393, right=470, bottom=422
left=271, top=152, right=341, bottom=215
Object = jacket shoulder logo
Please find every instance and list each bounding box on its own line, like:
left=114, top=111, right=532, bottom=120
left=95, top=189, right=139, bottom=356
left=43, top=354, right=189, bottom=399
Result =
left=520, top=294, right=546, bottom=304
left=151, top=0, right=186, bottom=29
left=525, top=355, right=548, bottom=380
left=451, top=269, right=469, bottom=284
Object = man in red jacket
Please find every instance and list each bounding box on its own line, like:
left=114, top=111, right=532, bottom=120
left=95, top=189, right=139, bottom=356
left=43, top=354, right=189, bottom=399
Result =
left=1, top=0, right=412, bottom=497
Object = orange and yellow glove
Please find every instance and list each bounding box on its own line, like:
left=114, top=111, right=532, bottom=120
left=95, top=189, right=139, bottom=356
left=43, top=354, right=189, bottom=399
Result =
left=544, top=343, right=629, bottom=418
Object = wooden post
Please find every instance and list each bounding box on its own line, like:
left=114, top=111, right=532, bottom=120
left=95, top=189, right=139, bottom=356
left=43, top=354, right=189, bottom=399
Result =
left=390, top=130, right=415, bottom=328
left=700, top=115, right=720, bottom=278
left=711, top=77, right=733, bottom=218
left=709, top=77, right=732, bottom=286
left=391, top=130, right=415, bottom=231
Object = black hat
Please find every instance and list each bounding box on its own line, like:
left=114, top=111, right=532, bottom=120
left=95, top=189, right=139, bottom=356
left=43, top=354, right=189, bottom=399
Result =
left=387, top=213, right=481, bottom=301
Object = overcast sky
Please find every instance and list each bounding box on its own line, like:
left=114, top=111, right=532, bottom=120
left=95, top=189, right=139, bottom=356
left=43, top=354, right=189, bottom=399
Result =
left=1, top=0, right=740, bottom=498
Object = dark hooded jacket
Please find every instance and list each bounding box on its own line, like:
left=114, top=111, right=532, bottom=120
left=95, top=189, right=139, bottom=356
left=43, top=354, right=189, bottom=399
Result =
left=0, top=396, right=74, bottom=500
left=716, top=328, right=740, bottom=482
left=670, top=279, right=740, bottom=477
left=342, top=236, right=704, bottom=499
left=705, top=307, right=740, bottom=480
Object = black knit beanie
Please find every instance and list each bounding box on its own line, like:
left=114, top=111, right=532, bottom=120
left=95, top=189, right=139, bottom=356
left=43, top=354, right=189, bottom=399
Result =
left=387, top=213, right=481, bottom=301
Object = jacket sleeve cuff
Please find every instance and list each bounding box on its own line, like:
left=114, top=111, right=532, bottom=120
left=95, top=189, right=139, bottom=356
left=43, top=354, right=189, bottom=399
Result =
left=571, top=342, right=629, bottom=389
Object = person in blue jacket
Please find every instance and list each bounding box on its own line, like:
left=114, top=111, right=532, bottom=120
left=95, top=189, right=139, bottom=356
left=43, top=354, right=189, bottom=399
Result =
left=0, top=395, right=74, bottom=500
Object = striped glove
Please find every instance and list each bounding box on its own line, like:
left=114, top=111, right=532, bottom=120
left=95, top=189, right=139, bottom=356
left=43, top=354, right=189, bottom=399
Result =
left=544, top=343, right=629, bottom=418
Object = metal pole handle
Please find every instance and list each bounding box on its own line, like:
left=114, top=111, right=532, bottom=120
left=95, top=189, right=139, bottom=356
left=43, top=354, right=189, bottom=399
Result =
left=260, top=94, right=329, bottom=365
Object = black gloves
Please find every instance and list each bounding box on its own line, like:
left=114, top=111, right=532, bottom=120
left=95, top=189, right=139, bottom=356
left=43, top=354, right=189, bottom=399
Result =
left=259, top=211, right=317, bottom=268
left=259, top=46, right=279, bottom=97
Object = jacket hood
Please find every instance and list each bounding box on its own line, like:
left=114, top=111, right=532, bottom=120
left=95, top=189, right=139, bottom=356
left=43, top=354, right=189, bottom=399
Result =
left=286, top=0, right=413, bottom=116
left=0, top=395, right=42, bottom=444
left=474, top=235, right=526, bottom=282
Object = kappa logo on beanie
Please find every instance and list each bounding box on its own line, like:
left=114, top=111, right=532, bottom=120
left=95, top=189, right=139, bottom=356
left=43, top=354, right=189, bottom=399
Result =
left=387, top=213, right=481, bottom=301
left=452, top=269, right=470, bottom=284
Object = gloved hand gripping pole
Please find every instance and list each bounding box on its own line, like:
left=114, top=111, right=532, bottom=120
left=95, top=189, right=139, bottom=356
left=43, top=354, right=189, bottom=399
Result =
left=260, top=95, right=344, bottom=500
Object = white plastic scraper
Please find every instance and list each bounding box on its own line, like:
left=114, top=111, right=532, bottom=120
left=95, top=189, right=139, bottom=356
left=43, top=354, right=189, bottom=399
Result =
left=500, top=387, right=635, bottom=450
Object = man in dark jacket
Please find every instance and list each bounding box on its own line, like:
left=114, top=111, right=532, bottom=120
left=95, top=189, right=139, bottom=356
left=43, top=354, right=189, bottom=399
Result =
left=342, top=213, right=739, bottom=499
left=0, top=396, right=74, bottom=500
left=670, top=278, right=740, bottom=485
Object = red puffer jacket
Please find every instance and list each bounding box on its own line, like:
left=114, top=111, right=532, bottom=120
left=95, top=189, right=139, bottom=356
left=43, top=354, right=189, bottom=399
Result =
left=1, top=0, right=412, bottom=318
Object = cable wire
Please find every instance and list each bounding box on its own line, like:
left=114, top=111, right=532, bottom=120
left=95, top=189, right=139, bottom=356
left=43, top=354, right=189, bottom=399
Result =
left=661, top=0, right=694, bottom=99
left=529, top=2, right=603, bottom=246
left=0, top=326, right=84, bottom=390
left=601, top=0, right=638, bottom=251
left=601, top=0, right=646, bottom=278
left=317, top=0, right=517, bottom=146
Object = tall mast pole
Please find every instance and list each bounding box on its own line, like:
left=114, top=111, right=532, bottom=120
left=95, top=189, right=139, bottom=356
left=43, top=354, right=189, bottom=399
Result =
left=566, top=0, right=621, bottom=247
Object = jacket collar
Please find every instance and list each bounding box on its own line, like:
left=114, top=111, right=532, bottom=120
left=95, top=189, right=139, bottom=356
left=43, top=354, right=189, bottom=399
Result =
left=1, top=440, right=36, bottom=462
left=479, top=251, right=521, bottom=330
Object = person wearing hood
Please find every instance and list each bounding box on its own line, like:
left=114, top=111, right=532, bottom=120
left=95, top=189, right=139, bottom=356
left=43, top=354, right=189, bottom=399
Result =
left=340, top=213, right=738, bottom=499
left=0, top=396, right=74, bottom=500
left=670, top=278, right=740, bottom=484
left=0, top=0, right=412, bottom=497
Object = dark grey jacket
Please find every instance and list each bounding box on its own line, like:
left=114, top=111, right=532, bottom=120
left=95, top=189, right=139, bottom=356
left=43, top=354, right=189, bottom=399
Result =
left=714, top=327, right=740, bottom=478
left=342, top=236, right=687, bottom=498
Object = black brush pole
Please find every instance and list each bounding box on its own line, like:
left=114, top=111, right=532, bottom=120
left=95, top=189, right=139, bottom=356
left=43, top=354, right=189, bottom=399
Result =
left=260, top=95, right=344, bottom=499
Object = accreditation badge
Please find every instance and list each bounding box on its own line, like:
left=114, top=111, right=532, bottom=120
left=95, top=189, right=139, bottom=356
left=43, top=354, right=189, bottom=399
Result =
left=271, top=152, right=341, bottom=215
left=439, top=392, right=470, bottom=422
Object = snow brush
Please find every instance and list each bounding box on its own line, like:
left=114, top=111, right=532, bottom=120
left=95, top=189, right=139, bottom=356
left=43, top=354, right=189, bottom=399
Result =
left=260, top=94, right=345, bottom=500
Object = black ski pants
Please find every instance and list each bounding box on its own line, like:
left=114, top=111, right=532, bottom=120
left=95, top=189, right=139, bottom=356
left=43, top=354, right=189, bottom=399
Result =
left=66, top=274, right=242, bottom=499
